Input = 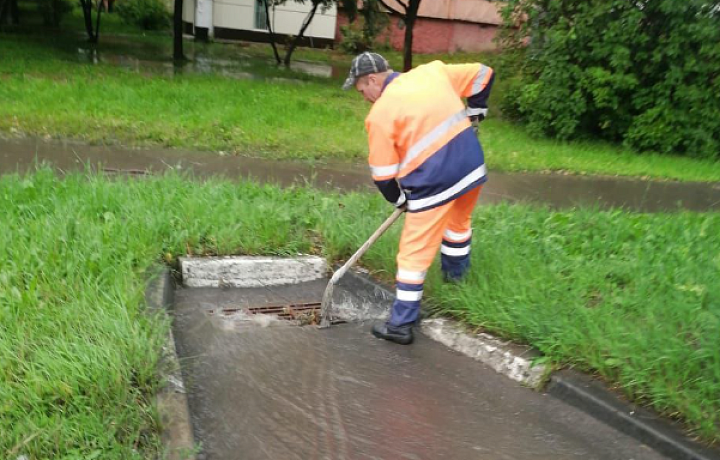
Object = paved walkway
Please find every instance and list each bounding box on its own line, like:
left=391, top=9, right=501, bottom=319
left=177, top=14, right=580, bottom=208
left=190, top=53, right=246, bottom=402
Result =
left=173, top=281, right=670, bottom=460
left=2, top=137, right=719, bottom=212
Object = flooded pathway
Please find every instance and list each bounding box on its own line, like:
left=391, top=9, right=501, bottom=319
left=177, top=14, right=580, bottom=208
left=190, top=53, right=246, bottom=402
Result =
left=73, top=33, right=347, bottom=81
left=173, top=281, right=670, bottom=460
left=2, top=137, right=719, bottom=212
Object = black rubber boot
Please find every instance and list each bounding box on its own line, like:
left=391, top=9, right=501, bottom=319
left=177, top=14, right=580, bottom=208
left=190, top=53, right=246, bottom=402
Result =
left=371, top=323, right=414, bottom=345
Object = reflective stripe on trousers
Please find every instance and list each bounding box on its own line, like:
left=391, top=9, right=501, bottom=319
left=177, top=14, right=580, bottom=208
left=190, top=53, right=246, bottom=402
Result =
left=388, top=185, right=482, bottom=326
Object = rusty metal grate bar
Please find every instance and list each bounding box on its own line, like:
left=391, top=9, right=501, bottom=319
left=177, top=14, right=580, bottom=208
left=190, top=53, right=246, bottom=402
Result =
left=248, top=302, right=321, bottom=320
left=208, top=301, right=319, bottom=318
left=208, top=301, right=345, bottom=326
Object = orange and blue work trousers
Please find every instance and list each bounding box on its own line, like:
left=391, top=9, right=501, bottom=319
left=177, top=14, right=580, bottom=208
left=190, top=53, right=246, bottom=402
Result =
left=390, top=185, right=482, bottom=327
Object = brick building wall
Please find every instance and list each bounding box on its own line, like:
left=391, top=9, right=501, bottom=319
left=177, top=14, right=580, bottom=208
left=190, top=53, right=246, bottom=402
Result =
left=336, top=11, right=499, bottom=54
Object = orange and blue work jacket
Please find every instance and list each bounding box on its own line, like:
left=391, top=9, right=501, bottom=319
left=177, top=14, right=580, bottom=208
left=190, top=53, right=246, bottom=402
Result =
left=366, top=61, right=494, bottom=212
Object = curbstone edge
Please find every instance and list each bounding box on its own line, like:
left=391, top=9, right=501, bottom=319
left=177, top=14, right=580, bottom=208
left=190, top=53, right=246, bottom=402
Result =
left=145, top=268, right=197, bottom=460
left=342, top=268, right=720, bottom=460
left=548, top=370, right=720, bottom=460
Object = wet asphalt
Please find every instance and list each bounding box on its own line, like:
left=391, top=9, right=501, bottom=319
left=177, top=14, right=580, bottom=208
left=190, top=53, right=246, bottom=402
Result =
left=1, top=136, right=719, bottom=212
left=172, top=282, right=669, bottom=460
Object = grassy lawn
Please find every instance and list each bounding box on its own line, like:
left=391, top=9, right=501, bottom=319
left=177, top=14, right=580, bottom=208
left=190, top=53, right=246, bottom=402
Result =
left=2, top=8, right=720, bottom=181
left=1, top=169, right=718, bottom=459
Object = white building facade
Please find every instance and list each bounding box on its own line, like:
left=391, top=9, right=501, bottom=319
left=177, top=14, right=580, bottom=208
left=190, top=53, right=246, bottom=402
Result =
left=183, top=0, right=337, bottom=47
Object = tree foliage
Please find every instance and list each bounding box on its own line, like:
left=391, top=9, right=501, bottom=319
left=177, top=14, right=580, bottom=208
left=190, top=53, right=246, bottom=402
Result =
left=0, top=0, right=19, bottom=25
left=500, top=0, right=720, bottom=159
left=339, top=0, right=388, bottom=53
left=116, top=0, right=170, bottom=30
left=38, top=0, right=73, bottom=26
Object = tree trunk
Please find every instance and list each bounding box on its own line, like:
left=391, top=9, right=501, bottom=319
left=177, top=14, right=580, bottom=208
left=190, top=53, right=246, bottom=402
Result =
left=263, top=0, right=281, bottom=64
left=377, top=0, right=422, bottom=71
left=173, top=0, right=185, bottom=61
left=79, top=0, right=97, bottom=41
left=283, top=0, right=319, bottom=66
left=92, top=0, right=102, bottom=43
left=402, top=18, right=413, bottom=71
left=9, top=0, right=17, bottom=23
left=0, top=0, right=9, bottom=25
left=402, top=0, right=420, bottom=71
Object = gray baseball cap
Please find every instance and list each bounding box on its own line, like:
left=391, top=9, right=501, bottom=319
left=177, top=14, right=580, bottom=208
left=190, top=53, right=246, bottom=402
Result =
left=342, top=52, right=390, bottom=90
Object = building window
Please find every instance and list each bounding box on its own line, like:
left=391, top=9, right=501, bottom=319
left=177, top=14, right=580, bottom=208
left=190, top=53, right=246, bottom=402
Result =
left=255, top=0, right=268, bottom=30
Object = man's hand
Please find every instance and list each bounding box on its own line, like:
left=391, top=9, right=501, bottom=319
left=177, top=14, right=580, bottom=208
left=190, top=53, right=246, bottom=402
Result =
left=395, top=192, right=408, bottom=211
left=467, top=108, right=487, bottom=135
left=470, top=116, right=480, bottom=135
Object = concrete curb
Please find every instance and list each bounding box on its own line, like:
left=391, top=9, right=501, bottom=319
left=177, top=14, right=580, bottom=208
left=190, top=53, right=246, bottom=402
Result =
left=145, top=268, right=197, bottom=460
left=421, top=318, right=547, bottom=388
left=548, top=370, right=720, bottom=460
left=341, top=269, right=720, bottom=460
left=339, top=269, right=547, bottom=389
left=179, top=255, right=326, bottom=288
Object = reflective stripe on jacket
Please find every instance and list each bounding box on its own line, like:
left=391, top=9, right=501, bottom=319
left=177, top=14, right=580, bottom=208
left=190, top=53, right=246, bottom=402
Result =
left=366, top=61, right=494, bottom=212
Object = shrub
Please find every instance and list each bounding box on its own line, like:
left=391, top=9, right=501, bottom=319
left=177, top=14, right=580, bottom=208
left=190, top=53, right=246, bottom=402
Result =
left=499, top=0, right=720, bottom=159
left=116, top=0, right=170, bottom=30
left=339, top=22, right=370, bottom=54
left=37, top=0, right=73, bottom=26
left=338, top=0, right=388, bottom=54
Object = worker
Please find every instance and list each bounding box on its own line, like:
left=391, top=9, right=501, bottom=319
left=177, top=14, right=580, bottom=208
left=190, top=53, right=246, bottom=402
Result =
left=342, top=52, right=495, bottom=345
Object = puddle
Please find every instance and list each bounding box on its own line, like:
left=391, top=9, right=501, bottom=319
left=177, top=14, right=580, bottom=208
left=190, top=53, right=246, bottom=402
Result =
left=74, top=34, right=347, bottom=81
left=171, top=281, right=670, bottom=460
left=2, top=137, right=720, bottom=213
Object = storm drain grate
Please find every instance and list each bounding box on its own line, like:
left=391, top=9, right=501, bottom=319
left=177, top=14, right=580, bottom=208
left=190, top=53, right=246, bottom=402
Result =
left=208, top=301, right=345, bottom=326
left=247, top=302, right=321, bottom=320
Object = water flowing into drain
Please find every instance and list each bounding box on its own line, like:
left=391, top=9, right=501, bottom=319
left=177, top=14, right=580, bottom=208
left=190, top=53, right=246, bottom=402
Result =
left=208, top=301, right=345, bottom=326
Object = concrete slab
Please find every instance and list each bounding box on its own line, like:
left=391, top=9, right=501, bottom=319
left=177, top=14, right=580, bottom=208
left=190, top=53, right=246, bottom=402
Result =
left=171, top=282, right=669, bottom=460
left=180, top=256, right=327, bottom=288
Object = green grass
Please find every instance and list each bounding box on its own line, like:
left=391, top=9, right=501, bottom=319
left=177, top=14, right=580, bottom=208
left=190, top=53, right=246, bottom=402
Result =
left=2, top=10, right=720, bottom=181
left=2, top=169, right=719, bottom=458
left=0, top=70, right=366, bottom=159
left=319, top=188, right=720, bottom=444
left=0, top=169, right=322, bottom=459
left=434, top=205, right=720, bottom=439
left=480, top=119, right=720, bottom=182
left=3, top=5, right=719, bottom=457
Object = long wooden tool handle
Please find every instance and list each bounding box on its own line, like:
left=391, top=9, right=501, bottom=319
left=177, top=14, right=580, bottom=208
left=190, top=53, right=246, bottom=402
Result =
left=330, top=207, right=405, bottom=284
left=319, top=207, right=404, bottom=328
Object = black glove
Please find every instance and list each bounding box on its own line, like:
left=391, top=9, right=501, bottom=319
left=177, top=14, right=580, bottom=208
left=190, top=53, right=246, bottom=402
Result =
left=468, top=109, right=488, bottom=134
left=469, top=115, right=480, bottom=134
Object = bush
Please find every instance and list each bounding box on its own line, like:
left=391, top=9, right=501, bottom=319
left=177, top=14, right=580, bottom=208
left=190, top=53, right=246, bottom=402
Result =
left=499, top=0, right=720, bottom=160
left=338, top=0, right=388, bottom=55
left=37, top=0, right=73, bottom=26
left=339, top=22, right=370, bottom=54
left=116, top=0, right=170, bottom=30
